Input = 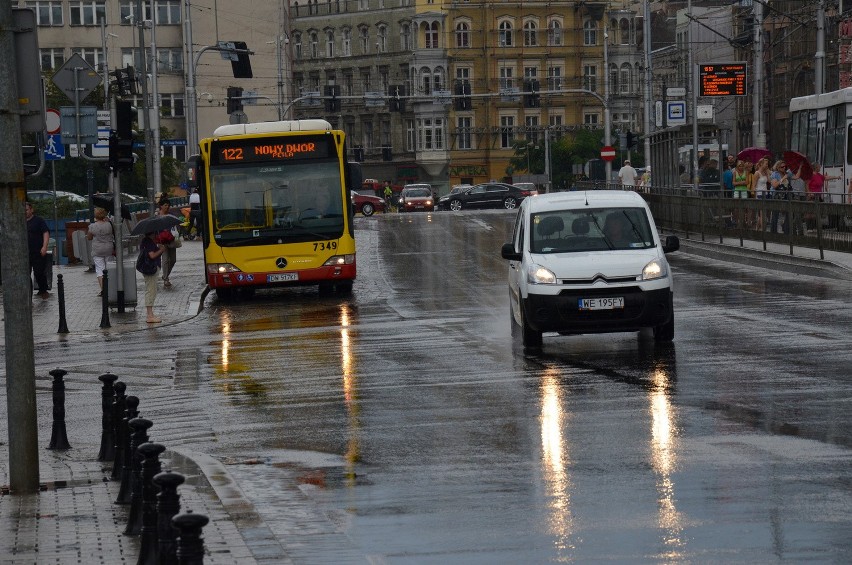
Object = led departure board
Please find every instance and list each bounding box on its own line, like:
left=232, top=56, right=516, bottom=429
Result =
left=699, top=63, right=747, bottom=97
left=212, top=135, right=333, bottom=165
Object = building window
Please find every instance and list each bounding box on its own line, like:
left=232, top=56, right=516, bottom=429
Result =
left=159, top=93, right=185, bottom=117
left=121, top=47, right=143, bottom=69
left=499, top=66, right=514, bottom=90
left=377, top=25, right=387, bottom=53
left=70, top=1, right=106, bottom=26
left=620, top=18, right=630, bottom=45
left=401, top=24, right=412, bottom=51
left=294, top=34, right=302, bottom=60
left=584, top=113, right=600, bottom=125
left=39, top=48, right=65, bottom=71
left=361, top=69, right=371, bottom=92
left=455, top=22, right=470, bottom=48
left=548, top=20, right=562, bottom=46
left=456, top=67, right=471, bottom=82
left=523, top=21, right=537, bottom=47
left=342, top=29, right=351, bottom=56
left=163, top=144, right=186, bottom=162
left=310, top=32, right=319, bottom=58
left=420, top=67, right=432, bottom=95
left=379, top=67, right=389, bottom=90
left=525, top=116, right=539, bottom=144
left=74, top=47, right=104, bottom=70
left=358, top=0, right=368, bottom=9
left=360, top=27, right=369, bottom=53
left=363, top=121, right=373, bottom=149
left=583, top=20, right=597, bottom=46
left=500, top=115, right=515, bottom=148
left=524, top=66, right=538, bottom=80
left=620, top=63, right=631, bottom=94
left=156, top=1, right=181, bottom=25
left=425, top=22, right=439, bottom=48
left=457, top=116, right=472, bottom=150
left=549, top=114, right=563, bottom=127
left=344, top=73, right=353, bottom=96
left=547, top=66, right=562, bottom=90
left=498, top=21, right=513, bottom=47
left=417, top=118, right=444, bottom=150
left=609, top=63, right=618, bottom=93
left=120, top=1, right=151, bottom=24
left=326, top=30, right=335, bottom=58
left=406, top=119, right=415, bottom=152
left=27, top=1, right=63, bottom=26
left=156, top=48, right=183, bottom=73
left=583, top=65, right=597, bottom=92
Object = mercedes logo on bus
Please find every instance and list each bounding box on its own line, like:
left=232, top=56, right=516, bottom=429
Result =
left=276, top=258, right=287, bottom=269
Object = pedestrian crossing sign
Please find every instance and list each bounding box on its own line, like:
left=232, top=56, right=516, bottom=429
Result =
left=45, top=134, right=65, bottom=160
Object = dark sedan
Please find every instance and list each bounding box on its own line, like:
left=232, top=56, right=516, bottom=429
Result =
left=438, top=182, right=533, bottom=211
left=351, top=191, right=385, bottom=216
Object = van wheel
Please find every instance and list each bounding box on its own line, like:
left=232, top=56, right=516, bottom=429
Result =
left=449, top=199, right=463, bottom=211
left=503, top=197, right=518, bottom=209
left=361, top=203, right=374, bottom=216
left=520, top=299, right=542, bottom=349
left=653, top=312, right=674, bottom=342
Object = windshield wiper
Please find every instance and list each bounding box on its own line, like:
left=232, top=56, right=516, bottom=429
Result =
left=620, top=211, right=647, bottom=246
left=588, top=214, right=614, bottom=250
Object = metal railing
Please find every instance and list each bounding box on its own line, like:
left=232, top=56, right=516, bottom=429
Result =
left=571, top=182, right=852, bottom=259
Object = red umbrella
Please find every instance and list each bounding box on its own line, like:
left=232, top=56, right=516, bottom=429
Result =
left=736, top=147, right=772, bottom=164
left=782, top=151, right=813, bottom=181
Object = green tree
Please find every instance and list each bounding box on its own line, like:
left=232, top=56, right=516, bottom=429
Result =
left=510, top=128, right=606, bottom=189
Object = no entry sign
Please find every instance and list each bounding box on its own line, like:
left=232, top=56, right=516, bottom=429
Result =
left=600, top=145, right=616, bottom=162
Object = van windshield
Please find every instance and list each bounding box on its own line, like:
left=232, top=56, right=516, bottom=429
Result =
left=530, top=207, right=655, bottom=253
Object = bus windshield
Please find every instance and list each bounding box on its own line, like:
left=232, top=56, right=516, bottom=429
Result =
left=208, top=160, right=344, bottom=246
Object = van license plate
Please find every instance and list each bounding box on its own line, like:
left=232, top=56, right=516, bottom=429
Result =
left=268, top=273, right=299, bottom=282
left=579, top=297, right=624, bottom=310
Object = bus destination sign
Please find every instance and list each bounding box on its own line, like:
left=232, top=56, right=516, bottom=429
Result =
left=214, top=136, right=332, bottom=165
left=699, top=63, right=747, bottom=97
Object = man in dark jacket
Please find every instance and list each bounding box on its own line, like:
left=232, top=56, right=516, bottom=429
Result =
left=25, top=201, right=51, bottom=298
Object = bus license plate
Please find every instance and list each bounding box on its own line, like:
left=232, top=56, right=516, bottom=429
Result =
left=578, top=297, right=624, bottom=310
left=268, top=273, right=299, bottom=283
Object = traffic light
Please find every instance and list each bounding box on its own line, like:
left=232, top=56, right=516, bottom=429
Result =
left=455, top=81, right=471, bottom=110
left=115, top=100, right=134, bottom=140
left=108, top=131, right=134, bottom=170
left=110, top=66, right=137, bottom=98
left=230, top=41, right=253, bottom=78
left=523, top=79, right=540, bottom=108
left=626, top=130, right=635, bottom=148
left=324, top=85, right=341, bottom=112
left=227, top=86, right=243, bottom=114
left=389, top=85, right=406, bottom=112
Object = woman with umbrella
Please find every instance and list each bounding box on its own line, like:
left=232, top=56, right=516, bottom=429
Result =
left=132, top=214, right=181, bottom=324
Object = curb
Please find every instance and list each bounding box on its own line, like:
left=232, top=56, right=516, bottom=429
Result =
left=678, top=238, right=852, bottom=280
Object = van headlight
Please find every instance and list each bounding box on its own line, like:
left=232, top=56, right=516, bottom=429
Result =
left=641, top=259, right=667, bottom=280
left=527, top=263, right=556, bottom=284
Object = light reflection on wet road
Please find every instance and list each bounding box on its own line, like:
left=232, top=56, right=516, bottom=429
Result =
left=194, top=211, right=851, bottom=563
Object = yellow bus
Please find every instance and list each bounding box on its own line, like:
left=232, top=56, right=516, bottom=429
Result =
left=192, top=119, right=362, bottom=299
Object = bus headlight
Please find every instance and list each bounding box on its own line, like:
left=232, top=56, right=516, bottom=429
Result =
left=323, top=254, right=355, bottom=266
left=207, top=263, right=242, bottom=274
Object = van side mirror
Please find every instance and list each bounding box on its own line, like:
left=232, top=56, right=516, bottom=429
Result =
left=662, top=235, right=680, bottom=253
left=501, top=242, right=521, bottom=261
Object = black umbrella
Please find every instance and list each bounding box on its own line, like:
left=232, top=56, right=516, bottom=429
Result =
left=92, top=194, right=131, bottom=220
left=130, top=214, right=182, bottom=236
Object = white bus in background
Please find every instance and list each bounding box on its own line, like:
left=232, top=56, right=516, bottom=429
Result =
left=789, top=87, right=852, bottom=204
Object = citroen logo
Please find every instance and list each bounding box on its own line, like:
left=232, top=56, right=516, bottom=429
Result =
left=276, top=257, right=287, bottom=269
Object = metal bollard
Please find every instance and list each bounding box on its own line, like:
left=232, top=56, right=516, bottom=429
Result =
left=124, top=418, right=154, bottom=535
left=47, top=369, right=71, bottom=450
left=116, top=396, right=140, bottom=501
left=97, top=373, right=118, bottom=461
left=110, top=382, right=127, bottom=479
left=136, top=442, right=167, bottom=565
left=153, top=471, right=185, bottom=565
left=172, top=511, right=209, bottom=565
left=100, top=269, right=111, bottom=328
left=57, top=274, right=69, bottom=333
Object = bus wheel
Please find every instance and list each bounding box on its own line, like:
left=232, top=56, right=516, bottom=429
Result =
left=336, top=281, right=353, bottom=295
left=216, top=288, right=236, bottom=301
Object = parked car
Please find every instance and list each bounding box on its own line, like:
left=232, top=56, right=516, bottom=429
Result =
left=351, top=190, right=385, bottom=216
left=500, top=190, right=679, bottom=349
left=512, top=182, right=538, bottom=196
left=438, top=182, right=532, bottom=211
left=398, top=185, right=434, bottom=212
left=449, top=184, right=472, bottom=196
left=26, top=190, right=87, bottom=204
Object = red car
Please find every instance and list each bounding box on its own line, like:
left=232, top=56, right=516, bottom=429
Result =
left=398, top=185, right=435, bottom=212
left=351, top=191, right=386, bottom=216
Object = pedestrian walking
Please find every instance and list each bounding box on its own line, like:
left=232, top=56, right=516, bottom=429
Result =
left=156, top=197, right=180, bottom=288
left=25, top=201, right=51, bottom=299
left=136, top=231, right=166, bottom=323
left=618, top=160, right=637, bottom=187
left=86, top=207, right=115, bottom=296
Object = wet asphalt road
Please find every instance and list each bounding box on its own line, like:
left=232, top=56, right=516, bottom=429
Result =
left=29, top=210, right=852, bottom=562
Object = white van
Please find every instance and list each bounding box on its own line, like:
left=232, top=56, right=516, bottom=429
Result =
left=501, top=190, right=679, bottom=349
